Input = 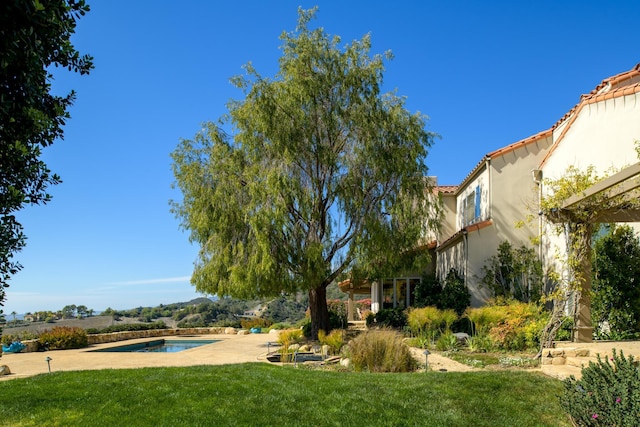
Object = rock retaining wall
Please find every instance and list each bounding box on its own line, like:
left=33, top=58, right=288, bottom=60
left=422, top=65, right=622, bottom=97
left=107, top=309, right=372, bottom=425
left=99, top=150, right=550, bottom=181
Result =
left=16, top=327, right=248, bottom=353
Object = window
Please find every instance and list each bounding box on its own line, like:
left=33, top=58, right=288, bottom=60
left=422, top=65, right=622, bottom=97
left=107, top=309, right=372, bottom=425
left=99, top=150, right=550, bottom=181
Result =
left=463, top=185, right=481, bottom=226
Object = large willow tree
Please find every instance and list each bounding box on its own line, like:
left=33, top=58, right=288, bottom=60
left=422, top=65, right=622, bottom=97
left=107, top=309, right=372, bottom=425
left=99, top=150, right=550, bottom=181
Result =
left=171, top=8, right=439, bottom=338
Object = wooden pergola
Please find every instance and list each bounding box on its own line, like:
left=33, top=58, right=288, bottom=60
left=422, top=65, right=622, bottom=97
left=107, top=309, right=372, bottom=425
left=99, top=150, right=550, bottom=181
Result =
left=546, top=162, right=640, bottom=342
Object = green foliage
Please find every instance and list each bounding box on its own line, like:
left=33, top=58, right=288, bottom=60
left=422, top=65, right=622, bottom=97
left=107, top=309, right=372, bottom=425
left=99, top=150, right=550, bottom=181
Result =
left=38, top=326, right=88, bottom=350
left=1, top=331, right=37, bottom=345
left=561, top=350, right=640, bottom=426
left=372, top=308, right=407, bottom=329
left=0, top=0, right=93, bottom=299
left=440, top=269, right=471, bottom=315
left=317, top=329, right=345, bottom=355
left=414, top=270, right=471, bottom=315
left=435, top=330, right=459, bottom=351
left=170, top=7, right=439, bottom=339
left=592, top=225, right=640, bottom=340
left=327, top=300, right=348, bottom=330
left=413, top=275, right=442, bottom=307
left=347, top=329, right=418, bottom=373
left=465, top=299, right=549, bottom=351
left=555, top=317, right=574, bottom=341
left=262, top=295, right=307, bottom=324
left=465, top=334, right=494, bottom=352
left=481, top=241, right=544, bottom=303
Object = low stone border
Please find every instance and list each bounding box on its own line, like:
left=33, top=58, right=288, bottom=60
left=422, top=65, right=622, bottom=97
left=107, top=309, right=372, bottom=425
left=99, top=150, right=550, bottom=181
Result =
left=540, top=347, right=591, bottom=366
left=15, top=327, right=250, bottom=353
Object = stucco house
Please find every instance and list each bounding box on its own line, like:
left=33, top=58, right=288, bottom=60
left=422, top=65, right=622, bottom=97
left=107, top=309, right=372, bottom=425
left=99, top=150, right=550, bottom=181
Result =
left=341, top=64, right=640, bottom=326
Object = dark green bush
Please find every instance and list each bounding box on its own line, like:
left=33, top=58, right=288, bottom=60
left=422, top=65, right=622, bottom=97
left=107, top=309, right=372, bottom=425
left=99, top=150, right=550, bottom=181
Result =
left=374, top=308, right=407, bottom=329
left=440, top=269, right=471, bottom=316
left=414, top=270, right=471, bottom=316
left=38, top=326, right=88, bottom=350
left=561, top=349, right=640, bottom=426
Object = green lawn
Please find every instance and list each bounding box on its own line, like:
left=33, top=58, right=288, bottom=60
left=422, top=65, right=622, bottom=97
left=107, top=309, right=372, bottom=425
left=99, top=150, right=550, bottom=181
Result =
left=0, top=364, right=570, bottom=427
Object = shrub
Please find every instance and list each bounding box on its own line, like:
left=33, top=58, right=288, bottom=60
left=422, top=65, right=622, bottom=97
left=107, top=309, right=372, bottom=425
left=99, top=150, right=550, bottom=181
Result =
left=465, top=299, right=548, bottom=351
left=413, top=275, right=442, bottom=307
left=347, top=329, right=418, bottom=373
left=1, top=332, right=37, bottom=346
left=435, top=330, right=459, bottom=351
left=318, top=329, right=345, bottom=355
left=268, top=322, right=293, bottom=330
left=555, top=316, right=574, bottom=341
left=365, top=311, right=375, bottom=328
left=277, top=329, right=304, bottom=362
left=465, top=334, right=493, bottom=352
left=561, top=349, right=640, bottom=426
left=440, top=269, right=471, bottom=315
left=327, top=300, right=348, bottom=330
left=414, top=270, right=471, bottom=316
left=38, top=326, right=88, bottom=350
left=240, top=317, right=272, bottom=330
left=373, top=308, right=407, bottom=329
left=407, top=306, right=458, bottom=344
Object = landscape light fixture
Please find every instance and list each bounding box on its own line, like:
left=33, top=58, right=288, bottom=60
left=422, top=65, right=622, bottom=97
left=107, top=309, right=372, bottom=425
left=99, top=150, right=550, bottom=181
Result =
left=423, top=350, right=430, bottom=371
left=45, top=356, right=52, bottom=373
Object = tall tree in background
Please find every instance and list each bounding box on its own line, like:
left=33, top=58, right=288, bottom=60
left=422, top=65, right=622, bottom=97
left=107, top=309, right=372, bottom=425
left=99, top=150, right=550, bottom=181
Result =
left=0, top=1, right=93, bottom=308
left=171, top=8, right=439, bottom=338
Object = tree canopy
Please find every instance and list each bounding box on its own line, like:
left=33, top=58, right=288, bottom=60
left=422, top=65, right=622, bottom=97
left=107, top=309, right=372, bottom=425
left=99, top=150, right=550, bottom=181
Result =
left=171, top=8, right=439, bottom=337
left=0, top=0, right=93, bottom=307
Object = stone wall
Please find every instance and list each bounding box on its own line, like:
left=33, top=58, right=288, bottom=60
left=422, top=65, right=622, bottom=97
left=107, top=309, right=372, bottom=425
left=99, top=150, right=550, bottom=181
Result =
left=16, top=327, right=247, bottom=353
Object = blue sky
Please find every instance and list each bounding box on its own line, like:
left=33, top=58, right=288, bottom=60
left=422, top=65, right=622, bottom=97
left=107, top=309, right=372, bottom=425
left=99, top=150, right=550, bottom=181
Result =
left=4, top=0, right=640, bottom=314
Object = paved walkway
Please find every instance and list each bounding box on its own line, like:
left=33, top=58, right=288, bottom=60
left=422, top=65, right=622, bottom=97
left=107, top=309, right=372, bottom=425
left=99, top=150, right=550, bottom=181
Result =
left=0, top=333, right=275, bottom=381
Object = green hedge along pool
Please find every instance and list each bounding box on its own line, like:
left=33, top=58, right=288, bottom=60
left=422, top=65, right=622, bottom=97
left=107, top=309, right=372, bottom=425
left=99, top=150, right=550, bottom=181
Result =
left=91, top=339, right=220, bottom=353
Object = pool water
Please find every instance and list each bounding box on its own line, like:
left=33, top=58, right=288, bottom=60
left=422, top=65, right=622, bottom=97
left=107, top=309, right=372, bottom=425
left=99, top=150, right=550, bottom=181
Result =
left=92, top=339, right=220, bottom=353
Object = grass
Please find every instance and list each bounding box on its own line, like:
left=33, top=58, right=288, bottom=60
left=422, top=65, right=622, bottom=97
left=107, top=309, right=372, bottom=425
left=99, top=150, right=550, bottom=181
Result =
left=0, top=364, right=570, bottom=426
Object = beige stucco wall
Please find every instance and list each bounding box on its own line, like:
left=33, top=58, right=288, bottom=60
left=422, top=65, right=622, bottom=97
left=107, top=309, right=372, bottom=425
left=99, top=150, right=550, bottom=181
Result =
left=539, top=90, right=640, bottom=301
left=437, top=135, right=553, bottom=306
left=543, top=93, right=640, bottom=178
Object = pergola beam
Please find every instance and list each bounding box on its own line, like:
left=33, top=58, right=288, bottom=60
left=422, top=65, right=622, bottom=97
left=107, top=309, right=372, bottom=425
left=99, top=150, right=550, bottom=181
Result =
left=561, top=162, right=640, bottom=210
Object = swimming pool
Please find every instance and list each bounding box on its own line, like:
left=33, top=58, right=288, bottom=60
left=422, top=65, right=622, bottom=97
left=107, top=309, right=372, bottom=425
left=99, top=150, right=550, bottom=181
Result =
left=92, top=339, right=220, bottom=353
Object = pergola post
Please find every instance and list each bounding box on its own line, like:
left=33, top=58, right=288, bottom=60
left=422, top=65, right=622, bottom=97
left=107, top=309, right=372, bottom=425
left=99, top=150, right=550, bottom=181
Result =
left=347, top=290, right=355, bottom=321
left=574, top=223, right=594, bottom=343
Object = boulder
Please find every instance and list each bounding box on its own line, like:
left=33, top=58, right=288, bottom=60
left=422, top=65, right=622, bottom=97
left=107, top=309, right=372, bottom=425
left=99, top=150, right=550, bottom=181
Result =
left=237, top=329, right=249, bottom=335
left=0, top=365, right=11, bottom=376
left=288, top=343, right=301, bottom=352
left=224, top=327, right=237, bottom=335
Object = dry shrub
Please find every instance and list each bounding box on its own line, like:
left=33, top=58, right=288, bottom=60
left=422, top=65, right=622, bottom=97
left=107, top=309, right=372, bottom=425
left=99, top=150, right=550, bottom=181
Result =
left=318, top=329, right=345, bottom=355
left=347, top=329, right=418, bottom=373
left=465, top=299, right=548, bottom=350
left=408, top=306, right=457, bottom=339
left=276, top=329, right=304, bottom=362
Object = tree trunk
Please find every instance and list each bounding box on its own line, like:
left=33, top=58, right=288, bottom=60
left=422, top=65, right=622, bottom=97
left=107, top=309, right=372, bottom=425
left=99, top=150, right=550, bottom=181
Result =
left=308, top=285, right=330, bottom=340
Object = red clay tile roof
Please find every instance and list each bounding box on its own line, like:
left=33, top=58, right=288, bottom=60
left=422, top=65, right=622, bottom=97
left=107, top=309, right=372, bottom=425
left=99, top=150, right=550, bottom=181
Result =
left=436, top=185, right=458, bottom=194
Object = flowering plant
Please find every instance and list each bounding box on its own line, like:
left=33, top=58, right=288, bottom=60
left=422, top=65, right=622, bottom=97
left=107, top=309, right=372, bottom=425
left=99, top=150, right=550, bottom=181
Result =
left=560, top=349, right=640, bottom=426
